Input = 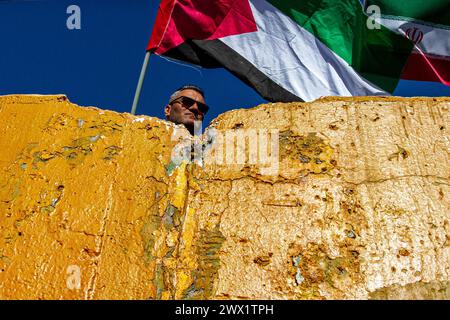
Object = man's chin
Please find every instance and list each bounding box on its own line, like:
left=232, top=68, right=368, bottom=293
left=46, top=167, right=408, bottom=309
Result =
left=183, top=117, right=196, bottom=126
left=180, top=119, right=194, bottom=133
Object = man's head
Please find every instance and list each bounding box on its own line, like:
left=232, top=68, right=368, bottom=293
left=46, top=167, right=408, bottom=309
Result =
left=165, top=85, right=208, bottom=135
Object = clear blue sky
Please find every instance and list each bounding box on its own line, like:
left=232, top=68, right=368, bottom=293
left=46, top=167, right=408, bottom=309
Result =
left=1, top=0, right=449, bottom=127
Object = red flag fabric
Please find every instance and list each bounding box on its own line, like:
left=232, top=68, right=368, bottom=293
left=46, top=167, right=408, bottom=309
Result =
left=147, top=0, right=257, bottom=54
left=402, top=53, right=450, bottom=86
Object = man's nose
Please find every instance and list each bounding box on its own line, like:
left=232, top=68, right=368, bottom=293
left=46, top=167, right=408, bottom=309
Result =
left=188, top=102, right=201, bottom=115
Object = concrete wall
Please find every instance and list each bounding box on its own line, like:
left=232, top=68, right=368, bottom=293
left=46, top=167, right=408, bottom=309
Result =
left=0, top=95, right=448, bottom=299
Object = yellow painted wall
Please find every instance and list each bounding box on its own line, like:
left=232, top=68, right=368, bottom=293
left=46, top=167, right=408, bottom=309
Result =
left=0, top=95, right=448, bottom=299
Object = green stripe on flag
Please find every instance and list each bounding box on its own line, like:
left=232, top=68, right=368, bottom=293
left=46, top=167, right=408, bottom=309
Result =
left=366, top=0, right=450, bottom=27
left=267, top=0, right=414, bottom=93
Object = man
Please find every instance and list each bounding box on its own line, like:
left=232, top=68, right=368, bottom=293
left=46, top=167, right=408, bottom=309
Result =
left=165, top=85, right=209, bottom=135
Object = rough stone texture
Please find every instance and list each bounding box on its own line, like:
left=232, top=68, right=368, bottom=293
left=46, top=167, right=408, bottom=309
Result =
left=0, top=94, right=448, bottom=299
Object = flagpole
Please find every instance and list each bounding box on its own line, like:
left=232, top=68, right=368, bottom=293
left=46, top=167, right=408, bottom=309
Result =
left=131, top=51, right=151, bottom=115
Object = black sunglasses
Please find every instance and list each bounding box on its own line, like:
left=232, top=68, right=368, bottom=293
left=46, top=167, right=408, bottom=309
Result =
left=170, top=96, right=209, bottom=114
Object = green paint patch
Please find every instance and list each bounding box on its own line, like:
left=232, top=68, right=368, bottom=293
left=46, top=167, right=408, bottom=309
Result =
left=279, top=131, right=335, bottom=174
left=60, top=136, right=99, bottom=165
left=0, top=252, right=12, bottom=270
left=11, top=184, right=20, bottom=199
left=89, top=119, right=123, bottom=134
left=40, top=205, right=55, bottom=214
left=163, top=204, right=175, bottom=228
left=32, top=151, right=56, bottom=168
left=4, top=233, right=17, bottom=245
left=165, top=161, right=177, bottom=176
left=30, top=134, right=104, bottom=168
left=102, top=145, right=122, bottom=160
left=140, top=214, right=162, bottom=265
left=182, top=284, right=205, bottom=300
left=154, top=263, right=166, bottom=299
left=182, top=225, right=226, bottom=299
left=292, top=255, right=302, bottom=267
left=288, top=242, right=361, bottom=299
left=36, top=185, right=64, bottom=215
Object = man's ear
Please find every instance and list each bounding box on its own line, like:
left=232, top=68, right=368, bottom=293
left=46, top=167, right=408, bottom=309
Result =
left=164, top=105, right=171, bottom=119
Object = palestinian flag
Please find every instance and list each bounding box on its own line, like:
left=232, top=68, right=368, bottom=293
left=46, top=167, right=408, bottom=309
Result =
left=147, top=0, right=414, bottom=102
left=365, top=0, right=450, bottom=86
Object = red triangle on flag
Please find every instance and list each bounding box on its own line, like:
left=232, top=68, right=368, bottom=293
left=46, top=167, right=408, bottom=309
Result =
left=147, top=0, right=257, bottom=54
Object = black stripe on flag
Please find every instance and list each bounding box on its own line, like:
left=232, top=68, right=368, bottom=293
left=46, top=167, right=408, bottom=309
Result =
left=161, top=39, right=303, bottom=103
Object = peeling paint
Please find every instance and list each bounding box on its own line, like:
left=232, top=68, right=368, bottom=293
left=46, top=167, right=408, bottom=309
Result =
left=279, top=131, right=335, bottom=175
left=0, top=95, right=448, bottom=300
left=295, top=269, right=305, bottom=285
left=133, top=117, right=146, bottom=123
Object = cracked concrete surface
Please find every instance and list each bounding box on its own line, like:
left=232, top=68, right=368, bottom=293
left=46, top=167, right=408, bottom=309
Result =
left=0, top=94, right=448, bottom=299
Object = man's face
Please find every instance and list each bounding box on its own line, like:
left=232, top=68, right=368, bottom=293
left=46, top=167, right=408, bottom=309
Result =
left=165, top=89, right=206, bottom=134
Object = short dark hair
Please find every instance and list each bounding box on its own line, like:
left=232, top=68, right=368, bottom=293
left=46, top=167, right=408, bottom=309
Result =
left=169, top=84, right=205, bottom=103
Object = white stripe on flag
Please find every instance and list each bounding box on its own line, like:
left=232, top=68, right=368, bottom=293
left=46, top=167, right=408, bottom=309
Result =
left=220, top=0, right=388, bottom=101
